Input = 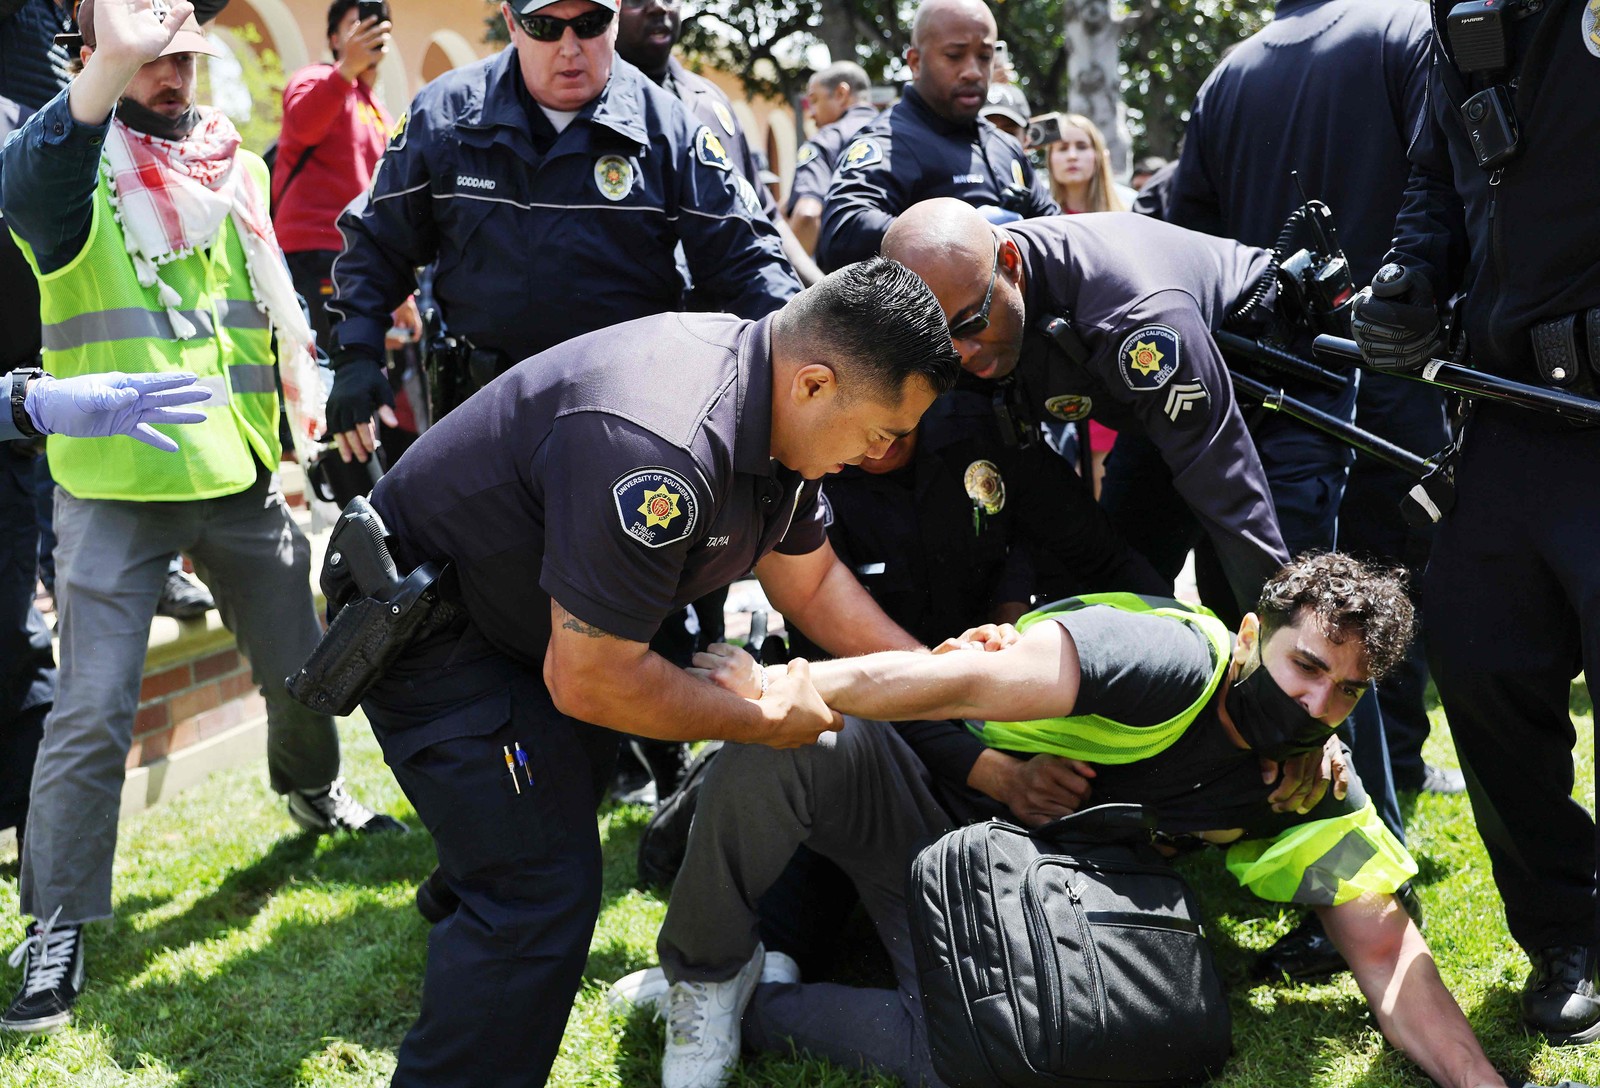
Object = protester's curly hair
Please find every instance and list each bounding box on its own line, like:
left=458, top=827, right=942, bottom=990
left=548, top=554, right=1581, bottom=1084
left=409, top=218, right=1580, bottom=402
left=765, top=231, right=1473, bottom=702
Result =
left=1257, top=552, right=1414, bottom=680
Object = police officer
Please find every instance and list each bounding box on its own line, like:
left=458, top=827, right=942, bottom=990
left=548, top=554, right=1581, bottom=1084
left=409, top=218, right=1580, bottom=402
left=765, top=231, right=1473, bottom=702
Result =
left=351, top=258, right=958, bottom=1086
left=815, top=0, right=1056, bottom=272
left=323, top=0, right=800, bottom=461
left=1162, top=0, right=1442, bottom=978
left=884, top=198, right=1288, bottom=616
left=614, top=0, right=822, bottom=286
left=784, top=60, right=876, bottom=254
left=1349, top=0, right=1600, bottom=1045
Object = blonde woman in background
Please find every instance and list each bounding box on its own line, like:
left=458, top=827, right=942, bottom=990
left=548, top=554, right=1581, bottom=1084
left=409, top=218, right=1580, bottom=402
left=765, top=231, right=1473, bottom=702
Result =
left=1045, top=113, right=1126, bottom=213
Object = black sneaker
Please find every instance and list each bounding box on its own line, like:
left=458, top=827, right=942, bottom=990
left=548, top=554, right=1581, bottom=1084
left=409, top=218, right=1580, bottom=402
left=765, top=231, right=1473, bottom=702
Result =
left=287, top=778, right=408, bottom=835
left=1253, top=914, right=1347, bottom=982
left=2, top=915, right=84, bottom=1035
left=1523, top=945, right=1600, bottom=1045
left=155, top=568, right=215, bottom=620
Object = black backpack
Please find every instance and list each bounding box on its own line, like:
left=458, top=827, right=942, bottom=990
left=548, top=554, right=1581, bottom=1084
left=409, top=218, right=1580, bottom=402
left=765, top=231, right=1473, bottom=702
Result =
left=907, top=804, right=1232, bottom=1088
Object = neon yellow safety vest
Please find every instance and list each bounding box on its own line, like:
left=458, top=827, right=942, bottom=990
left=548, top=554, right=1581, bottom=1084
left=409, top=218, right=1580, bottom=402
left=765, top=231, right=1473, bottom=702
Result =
left=974, top=593, right=1233, bottom=763
left=15, top=151, right=282, bottom=501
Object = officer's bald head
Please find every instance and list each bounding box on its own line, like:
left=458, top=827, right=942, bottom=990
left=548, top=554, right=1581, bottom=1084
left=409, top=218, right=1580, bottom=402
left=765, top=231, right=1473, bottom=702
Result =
left=907, top=0, right=995, bottom=124
left=884, top=198, right=1029, bottom=382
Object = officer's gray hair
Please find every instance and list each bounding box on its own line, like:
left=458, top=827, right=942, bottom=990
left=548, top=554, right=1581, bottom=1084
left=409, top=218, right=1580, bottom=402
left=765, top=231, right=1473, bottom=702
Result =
left=778, top=257, right=962, bottom=402
left=810, top=61, right=870, bottom=97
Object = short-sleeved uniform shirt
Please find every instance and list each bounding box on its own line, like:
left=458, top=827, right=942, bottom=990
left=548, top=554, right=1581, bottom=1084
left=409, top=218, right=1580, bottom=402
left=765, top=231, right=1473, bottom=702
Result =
left=998, top=213, right=1288, bottom=606
left=370, top=311, right=826, bottom=668
left=784, top=102, right=880, bottom=218
left=816, top=85, right=1057, bottom=271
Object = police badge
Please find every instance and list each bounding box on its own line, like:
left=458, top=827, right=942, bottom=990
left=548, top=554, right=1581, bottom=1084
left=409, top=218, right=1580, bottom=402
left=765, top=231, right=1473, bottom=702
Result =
left=964, top=459, right=1005, bottom=534
left=594, top=155, right=634, bottom=201
left=1585, top=0, right=1600, bottom=58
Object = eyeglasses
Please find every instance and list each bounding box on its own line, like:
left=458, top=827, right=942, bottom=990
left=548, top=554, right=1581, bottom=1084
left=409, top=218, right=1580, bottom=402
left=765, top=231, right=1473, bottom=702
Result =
left=513, top=7, right=614, bottom=42
left=949, top=235, right=1000, bottom=339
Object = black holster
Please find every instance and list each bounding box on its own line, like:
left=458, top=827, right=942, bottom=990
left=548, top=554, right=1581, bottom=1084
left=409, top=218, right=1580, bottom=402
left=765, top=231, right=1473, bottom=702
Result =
left=286, top=498, right=460, bottom=716
left=424, top=333, right=510, bottom=423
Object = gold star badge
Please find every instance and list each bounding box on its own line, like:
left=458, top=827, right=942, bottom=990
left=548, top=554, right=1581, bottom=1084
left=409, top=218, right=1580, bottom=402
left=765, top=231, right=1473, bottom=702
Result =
left=1128, top=340, right=1165, bottom=376
left=638, top=485, right=682, bottom=529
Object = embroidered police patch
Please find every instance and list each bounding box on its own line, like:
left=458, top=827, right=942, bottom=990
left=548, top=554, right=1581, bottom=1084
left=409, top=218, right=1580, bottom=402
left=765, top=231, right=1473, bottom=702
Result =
left=1010, top=159, right=1025, bottom=188
left=1044, top=394, right=1093, bottom=422
left=1118, top=324, right=1181, bottom=391
left=795, top=142, right=819, bottom=167
left=594, top=155, right=634, bottom=201
left=840, top=138, right=883, bottom=171
left=1162, top=380, right=1209, bottom=425
left=695, top=127, right=733, bottom=172
left=613, top=468, right=699, bottom=548
left=712, top=101, right=738, bottom=137
left=1585, top=0, right=1600, bottom=57
left=388, top=109, right=408, bottom=151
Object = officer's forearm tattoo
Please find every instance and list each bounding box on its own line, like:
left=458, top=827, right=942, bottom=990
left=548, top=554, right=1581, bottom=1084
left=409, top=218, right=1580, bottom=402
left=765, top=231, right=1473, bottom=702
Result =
left=558, top=608, right=622, bottom=640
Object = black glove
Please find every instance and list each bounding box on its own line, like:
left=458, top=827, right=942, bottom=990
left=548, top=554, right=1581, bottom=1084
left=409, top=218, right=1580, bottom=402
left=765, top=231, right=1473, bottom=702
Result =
left=1349, top=263, right=1441, bottom=373
left=324, top=353, right=394, bottom=435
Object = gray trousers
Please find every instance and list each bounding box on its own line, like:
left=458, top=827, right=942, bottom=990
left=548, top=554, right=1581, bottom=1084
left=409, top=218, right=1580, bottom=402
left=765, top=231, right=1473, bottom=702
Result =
left=657, top=720, right=955, bottom=1087
left=21, top=470, right=340, bottom=925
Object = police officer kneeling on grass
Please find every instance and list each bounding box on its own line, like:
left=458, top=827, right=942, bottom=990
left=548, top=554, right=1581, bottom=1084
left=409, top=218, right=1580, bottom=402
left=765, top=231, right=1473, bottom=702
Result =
left=321, top=0, right=800, bottom=465
left=287, top=258, right=959, bottom=1087
left=674, top=554, right=1586, bottom=1088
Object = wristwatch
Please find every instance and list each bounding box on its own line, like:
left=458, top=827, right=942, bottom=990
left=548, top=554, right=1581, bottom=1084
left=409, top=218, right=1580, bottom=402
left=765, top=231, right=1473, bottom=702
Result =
left=8, top=367, right=46, bottom=440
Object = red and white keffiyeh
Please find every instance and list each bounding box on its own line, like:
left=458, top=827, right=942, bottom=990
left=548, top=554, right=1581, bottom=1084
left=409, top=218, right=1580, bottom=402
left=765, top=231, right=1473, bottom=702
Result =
left=103, top=107, right=328, bottom=460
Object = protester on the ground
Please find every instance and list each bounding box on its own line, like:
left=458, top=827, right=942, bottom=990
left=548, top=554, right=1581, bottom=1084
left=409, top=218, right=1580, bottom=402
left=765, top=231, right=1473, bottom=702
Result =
left=784, top=60, right=874, bottom=255
left=0, top=0, right=405, bottom=1036
left=337, top=257, right=959, bottom=1085
left=815, top=0, right=1056, bottom=271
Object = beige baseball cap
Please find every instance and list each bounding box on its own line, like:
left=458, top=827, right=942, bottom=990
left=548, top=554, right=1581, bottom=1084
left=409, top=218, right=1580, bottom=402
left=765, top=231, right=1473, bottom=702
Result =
left=57, top=0, right=223, bottom=57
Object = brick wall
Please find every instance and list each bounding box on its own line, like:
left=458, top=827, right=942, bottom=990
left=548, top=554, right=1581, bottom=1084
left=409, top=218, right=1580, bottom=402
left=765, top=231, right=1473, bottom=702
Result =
left=129, top=649, right=266, bottom=769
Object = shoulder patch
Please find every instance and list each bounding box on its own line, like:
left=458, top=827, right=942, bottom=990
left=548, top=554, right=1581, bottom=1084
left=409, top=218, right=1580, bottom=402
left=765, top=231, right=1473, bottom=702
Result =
left=795, top=142, right=819, bottom=167
left=695, top=126, right=733, bottom=172
left=840, top=137, right=883, bottom=171
left=1011, top=159, right=1025, bottom=188
left=388, top=109, right=408, bottom=151
left=1044, top=394, right=1093, bottom=422
left=712, top=100, right=738, bottom=136
left=1584, top=0, right=1600, bottom=57
left=1118, top=324, right=1182, bottom=391
left=613, top=468, right=700, bottom=549
left=733, top=175, right=763, bottom=217
left=594, top=154, right=634, bottom=201
left=1162, top=380, right=1210, bottom=426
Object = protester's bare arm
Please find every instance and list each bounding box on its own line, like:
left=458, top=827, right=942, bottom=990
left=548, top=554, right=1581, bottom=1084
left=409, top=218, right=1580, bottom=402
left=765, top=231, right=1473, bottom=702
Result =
left=967, top=749, right=1096, bottom=827
left=545, top=600, right=840, bottom=748
left=801, top=620, right=1082, bottom=724
left=1319, top=894, right=1507, bottom=1088
left=70, top=0, right=197, bottom=125
left=755, top=540, right=923, bottom=657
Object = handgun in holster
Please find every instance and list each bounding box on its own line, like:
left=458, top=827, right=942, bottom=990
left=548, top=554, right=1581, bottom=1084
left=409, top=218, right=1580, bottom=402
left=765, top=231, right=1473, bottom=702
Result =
left=423, top=308, right=511, bottom=423
left=286, top=496, right=460, bottom=716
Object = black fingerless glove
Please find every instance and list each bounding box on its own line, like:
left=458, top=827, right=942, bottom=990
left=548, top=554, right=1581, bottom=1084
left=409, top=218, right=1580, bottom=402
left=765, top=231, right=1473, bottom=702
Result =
left=324, top=353, right=394, bottom=434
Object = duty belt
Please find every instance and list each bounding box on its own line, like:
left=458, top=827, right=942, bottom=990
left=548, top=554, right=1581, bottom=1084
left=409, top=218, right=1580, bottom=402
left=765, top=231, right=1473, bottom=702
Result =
left=1530, top=306, right=1600, bottom=397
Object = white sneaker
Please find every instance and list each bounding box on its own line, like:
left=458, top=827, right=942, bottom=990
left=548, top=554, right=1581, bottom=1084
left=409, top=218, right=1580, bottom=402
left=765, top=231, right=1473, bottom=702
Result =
left=761, top=950, right=800, bottom=985
left=607, top=965, right=669, bottom=1019
left=661, top=943, right=765, bottom=1088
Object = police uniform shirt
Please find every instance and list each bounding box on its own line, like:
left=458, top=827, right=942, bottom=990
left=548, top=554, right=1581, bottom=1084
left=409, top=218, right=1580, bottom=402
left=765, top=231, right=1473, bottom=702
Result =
left=1166, top=0, right=1431, bottom=284
left=1003, top=213, right=1288, bottom=602
left=815, top=85, right=1058, bottom=271
left=663, top=56, right=779, bottom=223
left=783, top=102, right=879, bottom=218
left=369, top=311, right=826, bottom=668
left=1388, top=0, right=1600, bottom=380
left=329, top=50, right=799, bottom=368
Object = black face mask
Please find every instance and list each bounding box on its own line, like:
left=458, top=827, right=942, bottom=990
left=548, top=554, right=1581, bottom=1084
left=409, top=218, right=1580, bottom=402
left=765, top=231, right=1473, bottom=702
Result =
left=115, top=97, right=200, bottom=140
left=1223, top=646, right=1336, bottom=762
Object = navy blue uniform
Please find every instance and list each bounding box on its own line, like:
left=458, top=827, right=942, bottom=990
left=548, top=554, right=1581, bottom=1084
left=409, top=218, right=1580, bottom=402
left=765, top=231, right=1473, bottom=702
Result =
left=363, top=311, right=825, bottom=1086
left=1163, top=0, right=1437, bottom=822
left=663, top=56, right=777, bottom=223
left=328, top=49, right=799, bottom=368
left=783, top=102, right=878, bottom=218
left=816, top=86, right=1056, bottom=271
left=1389, top=0, right=1600, bottom=958
left=993, top=214, right=1288, bottom=613
left=0, top=92, right=50, bottom=845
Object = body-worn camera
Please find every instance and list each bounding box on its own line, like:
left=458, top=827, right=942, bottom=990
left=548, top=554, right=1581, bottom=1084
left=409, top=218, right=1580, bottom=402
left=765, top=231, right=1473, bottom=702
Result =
left=1025, top=112, right=1063, bottom=151
left=1459, top=85, right=1521, bottom=169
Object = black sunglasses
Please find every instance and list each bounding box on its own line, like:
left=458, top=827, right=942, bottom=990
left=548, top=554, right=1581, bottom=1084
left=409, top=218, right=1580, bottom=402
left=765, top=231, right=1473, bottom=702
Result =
left=949, top=234, right=1001, bottom=340
left=513, top=7, right=614, bottom=41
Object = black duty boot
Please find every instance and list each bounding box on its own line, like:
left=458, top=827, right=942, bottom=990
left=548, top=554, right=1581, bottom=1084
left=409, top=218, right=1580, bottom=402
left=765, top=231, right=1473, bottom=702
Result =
left=1522, top=945, right=1600, bottom=1045
left=1254, top=914, right=1347, bottom=983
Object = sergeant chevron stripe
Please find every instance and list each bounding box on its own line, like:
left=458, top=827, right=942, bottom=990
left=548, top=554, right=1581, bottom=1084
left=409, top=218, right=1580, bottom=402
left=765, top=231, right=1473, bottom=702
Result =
left=1164, top=381, right=1208, bottom=421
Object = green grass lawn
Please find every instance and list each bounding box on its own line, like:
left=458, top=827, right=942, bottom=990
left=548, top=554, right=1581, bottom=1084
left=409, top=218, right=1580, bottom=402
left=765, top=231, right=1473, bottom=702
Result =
left=1, top=692, right=1597, bottom=1088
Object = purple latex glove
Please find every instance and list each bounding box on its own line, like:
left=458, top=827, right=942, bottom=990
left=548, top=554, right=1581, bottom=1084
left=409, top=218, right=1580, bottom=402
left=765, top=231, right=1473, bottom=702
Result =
left=23, top=371, right=211, bottom=453
left=975, top=204, right=1023, bottom=225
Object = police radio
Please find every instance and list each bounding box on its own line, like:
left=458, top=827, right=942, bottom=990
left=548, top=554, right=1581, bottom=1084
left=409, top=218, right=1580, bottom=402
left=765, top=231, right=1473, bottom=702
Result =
left=1272, top=196, right=1355, bottom=339
left=1445, top=0, right=1535, bottom=168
